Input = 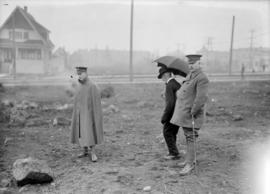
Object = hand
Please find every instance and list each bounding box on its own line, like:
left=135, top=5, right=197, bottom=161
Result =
left=160, top=91, right=165, bottom=99
left=191, top=111, right=197, bottom=119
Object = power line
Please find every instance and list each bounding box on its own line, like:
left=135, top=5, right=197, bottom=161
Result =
left=211, top=30, right=270, bottom=46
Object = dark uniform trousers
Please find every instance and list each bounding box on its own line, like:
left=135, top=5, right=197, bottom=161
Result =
left=163, top=122, right=180, bottom=156
left=161, top=78, right=181, bottom=156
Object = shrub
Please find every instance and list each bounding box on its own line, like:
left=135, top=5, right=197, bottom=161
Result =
left=0, top=83, right=5, bottom=93
left=100, top=85, right=114, bottom=98
left=0, top=102, right=10, bottom=123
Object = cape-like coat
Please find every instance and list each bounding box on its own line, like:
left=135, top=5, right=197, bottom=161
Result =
left=70, top=78, right=103, bottom=147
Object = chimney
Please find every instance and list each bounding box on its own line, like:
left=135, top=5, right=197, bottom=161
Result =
left=24, top=6, right=28, bottom=12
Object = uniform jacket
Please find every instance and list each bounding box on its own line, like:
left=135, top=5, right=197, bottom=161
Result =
left=161, top=78, right=181, bottom=124
left=170, top=68, right=209, bottom=128
left=70, top=78, right=103, bottom=147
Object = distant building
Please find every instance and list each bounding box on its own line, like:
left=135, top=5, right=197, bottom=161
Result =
left=49, top=47, right=67, bottom=74
left=0, top=6, right=54, bottom=74
left=198, top=47, right=270, bottom=73
left=68, top=48, right=154, bottom=75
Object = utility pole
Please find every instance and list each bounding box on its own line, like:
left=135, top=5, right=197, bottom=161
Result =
left=129, top=0, right=134, bottom=82
left=206, top=37, right=213, bottom=66
left=249, top=29, right=254, bottom=72
left=207, top=37, right=213, bottom=51
left=12, top=11, right=16, bottom=79
left=176, top=43, right=180, bottom=57
left=228, top=15, right=235, bottom=75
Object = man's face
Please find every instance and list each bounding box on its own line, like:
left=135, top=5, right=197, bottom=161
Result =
left=77, top=71, right=87, bottom=81
left=161, top=72, right=170, bottom=83
left=188, top=60, right=200, bottom=70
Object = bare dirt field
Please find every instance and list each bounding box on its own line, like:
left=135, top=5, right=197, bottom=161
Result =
left=0, top=80, right=270, bottom=194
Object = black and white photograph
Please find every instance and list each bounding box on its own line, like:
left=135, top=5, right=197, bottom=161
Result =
left=0, top=0, right=269, bottom=193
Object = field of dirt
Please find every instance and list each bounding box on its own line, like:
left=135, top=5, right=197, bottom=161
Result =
left=0, top=80, right=270, bottom=194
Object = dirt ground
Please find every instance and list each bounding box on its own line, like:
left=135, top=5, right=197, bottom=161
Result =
left=0, top=80, right=270, bottom=194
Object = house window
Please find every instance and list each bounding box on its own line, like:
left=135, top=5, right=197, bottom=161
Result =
left=18, top=48, right=41, bottom=60
left=15, top=31, right=23, bottom=39
left=24, top=32, right=29, bottom=40
left=0, top=48, right=12, bottom=63
left=9, top=31, right=23, bottom=40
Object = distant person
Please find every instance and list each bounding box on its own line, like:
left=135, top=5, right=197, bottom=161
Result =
left=158, top=66, right=181, bottom=160
left=241, top=63, right=245, bottom=80
left=171, top=54, right=209, bottom=176
left=70, top=66, right=103, bottom=162
left=262, top=64, right=266, bottom=72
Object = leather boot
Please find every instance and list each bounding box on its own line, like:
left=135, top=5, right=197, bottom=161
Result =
left=186, top=139, right=195, bottom=165
left=179, top=139, right=195, bottom=175
left=90, top=146, right=98, bottom=162
left=77, top=147, right=88, bottom=158
left=179, top=163, right=194, bottom=176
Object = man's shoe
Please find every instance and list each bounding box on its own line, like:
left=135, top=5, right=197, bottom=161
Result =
left=90, top=152, right=98, bottom=162
left=164, top=154, right=180, bottom=160
left=179, top=163, right=194, bottom=176
left=77, top=152, right=88, bottom=158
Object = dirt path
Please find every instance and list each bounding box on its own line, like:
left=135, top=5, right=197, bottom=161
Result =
left=0, top=81, right=270, bottom=194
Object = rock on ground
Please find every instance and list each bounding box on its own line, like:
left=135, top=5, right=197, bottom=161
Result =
left=232, top=114, right=244, bottom=121
left=12, top=157, right=53, bottom=187
left=0, top=188, right=15, bottom=194
left=103, top=105, right=120, bottom=114
left=52, top=117, right=71, bottom=126
left=26, top=118, right=51, bottom=127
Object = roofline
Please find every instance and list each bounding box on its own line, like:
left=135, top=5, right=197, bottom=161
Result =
left=17, top=7, right=49, bottom=46
left=0, top=6, right=52, bottom=48
left=0, top=6, right=20, bottom=32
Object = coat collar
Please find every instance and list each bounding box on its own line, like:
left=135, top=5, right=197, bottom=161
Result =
left=185, top=68, right=202, bottom=81
left=78, top=77, right=89, bottom=85
left=167, top=77, right=174, bottom=84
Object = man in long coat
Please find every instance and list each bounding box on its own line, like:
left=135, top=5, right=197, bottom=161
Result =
left=171, top=54, right=209, bottom=175
left=70, top=66, right=103, bottom=162
left=158, top=66, right=181, bottom=160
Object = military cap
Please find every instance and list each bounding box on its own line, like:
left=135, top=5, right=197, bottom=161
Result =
left=185, top=54, right=202, bottom=64
left=75, top=66, right=87, bottom=73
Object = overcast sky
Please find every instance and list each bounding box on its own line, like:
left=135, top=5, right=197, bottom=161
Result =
left=0, top=0, right=269, bottom=54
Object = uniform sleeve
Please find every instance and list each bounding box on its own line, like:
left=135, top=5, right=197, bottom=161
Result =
left=161, top=82, right=178, bottom=124
left=191, top=76, right=209, bottom=116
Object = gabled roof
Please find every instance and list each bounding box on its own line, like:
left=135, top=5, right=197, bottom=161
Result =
left=20, top=7, right=50, bottom=33
left=0, top=6, right=54, bottom=48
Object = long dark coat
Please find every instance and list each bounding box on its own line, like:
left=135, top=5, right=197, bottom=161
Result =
left=170, top=68, right=209, bottom=129
left=70, top=78, right=103, bottom=147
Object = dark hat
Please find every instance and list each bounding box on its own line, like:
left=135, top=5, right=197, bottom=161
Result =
left=75, top=66, right=87, bottom=73
left=185, top=54, right=202, bottom=64
left=157, top=66, right=169, bottom=79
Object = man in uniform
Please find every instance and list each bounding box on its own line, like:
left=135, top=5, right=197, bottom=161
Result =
left=171, top=54, right=209, bottom=175
left=70, top=66, right=103, bottom=162
left=158, top=66, right=181, bottom=160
